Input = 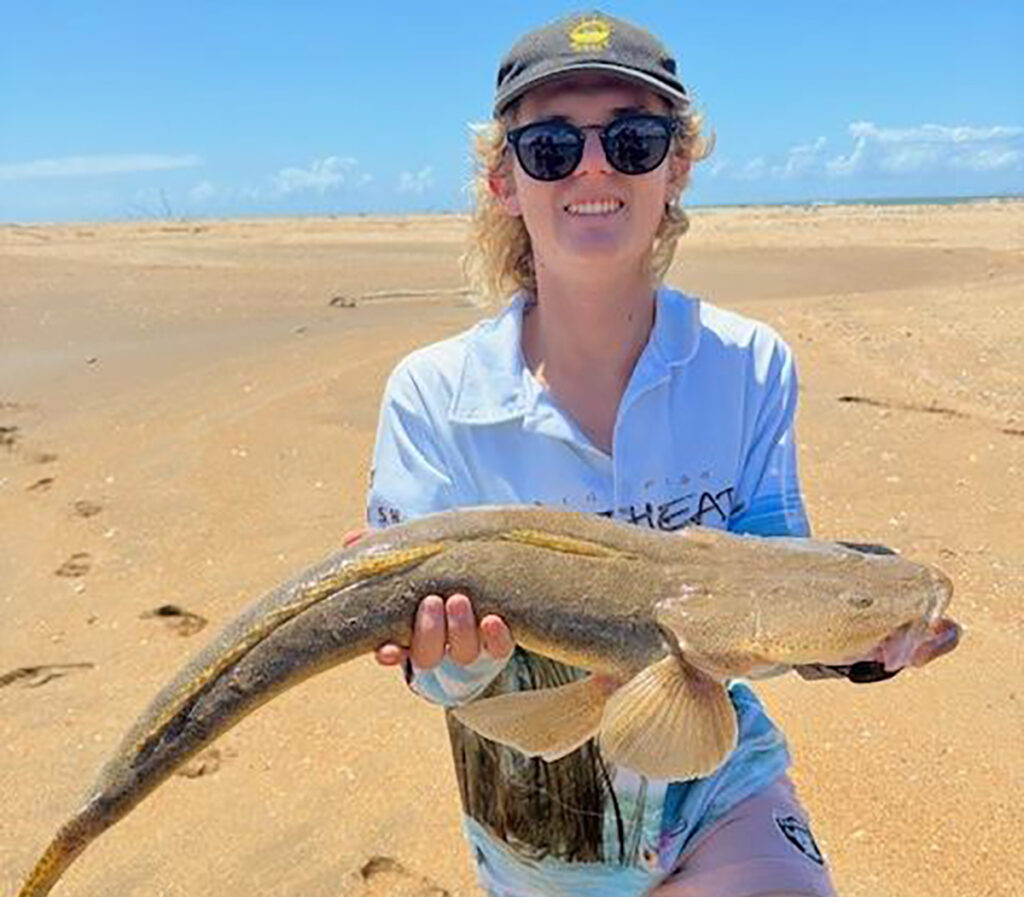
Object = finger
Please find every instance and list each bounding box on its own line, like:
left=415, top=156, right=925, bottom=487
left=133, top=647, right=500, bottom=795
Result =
left=410, top=595, right=446, bottom=669
left=479, top=614, right=514, bottom=659
left=446, top=593, right=481, bottom=666
left=342, top=527, right=367, bottom=547
left=911, top=618, right=962, bottom=667
left=375, top=643, right=408, bottom=666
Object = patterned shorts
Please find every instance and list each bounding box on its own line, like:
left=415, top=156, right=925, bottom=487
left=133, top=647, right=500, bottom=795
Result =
left=652, top=775, right=837, bottom=897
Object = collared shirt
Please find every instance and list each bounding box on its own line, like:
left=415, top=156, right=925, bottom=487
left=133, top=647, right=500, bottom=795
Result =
left=366, top=287, right=809, bottom=896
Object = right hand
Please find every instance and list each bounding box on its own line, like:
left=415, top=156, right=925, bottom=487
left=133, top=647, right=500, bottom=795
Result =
left=342, top=526, right=514, bottom=670
left=375, top=593, right=514, bottom=669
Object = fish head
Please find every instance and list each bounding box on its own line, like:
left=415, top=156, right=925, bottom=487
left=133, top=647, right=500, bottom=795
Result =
left=656, top=533, right=954, bottom=674
left=801, top=551, right=953, bottom=664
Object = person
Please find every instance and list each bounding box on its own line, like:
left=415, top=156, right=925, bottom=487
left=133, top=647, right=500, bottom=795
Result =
left=356, top=11, right=958, bottom=897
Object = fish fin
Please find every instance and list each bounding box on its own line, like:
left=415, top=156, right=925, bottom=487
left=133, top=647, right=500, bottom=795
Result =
left=498, top=529, right=636, bottom=560
left=452, top=676, right=610, bottom=761
left=598, top=655, right=737, bottom=780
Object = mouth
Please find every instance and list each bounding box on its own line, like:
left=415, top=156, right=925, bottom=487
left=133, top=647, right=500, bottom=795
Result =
left=564, top=198, right=625, bottom=217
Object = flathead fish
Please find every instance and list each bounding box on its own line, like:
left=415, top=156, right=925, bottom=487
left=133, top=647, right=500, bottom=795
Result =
left=13, top=506, right=954, bottom=896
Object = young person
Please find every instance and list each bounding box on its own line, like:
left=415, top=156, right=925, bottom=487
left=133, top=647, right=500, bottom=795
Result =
left=361, top=12, right=957, bottom=897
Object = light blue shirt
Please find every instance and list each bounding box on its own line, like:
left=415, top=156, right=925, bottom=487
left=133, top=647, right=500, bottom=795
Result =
left=366, top=287, right=809, bottom=896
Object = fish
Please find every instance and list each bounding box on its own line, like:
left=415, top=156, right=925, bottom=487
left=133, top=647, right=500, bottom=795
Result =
left=12, top=506, right=954, bottom=896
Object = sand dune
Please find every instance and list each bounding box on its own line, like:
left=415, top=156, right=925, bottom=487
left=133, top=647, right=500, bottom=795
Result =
left=1, top=201, right=1021, bottom=896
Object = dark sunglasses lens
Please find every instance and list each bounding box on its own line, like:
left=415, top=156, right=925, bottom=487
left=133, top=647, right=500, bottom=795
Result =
left=604, top=117, right=672, bottom=174
left=515, top=123, right=583, bottom=181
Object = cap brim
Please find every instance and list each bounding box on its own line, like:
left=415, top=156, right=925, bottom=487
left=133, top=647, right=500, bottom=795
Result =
left=494, top=62, right=687, bottom=117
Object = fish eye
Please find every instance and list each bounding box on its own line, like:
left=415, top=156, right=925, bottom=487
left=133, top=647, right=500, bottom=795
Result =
left=846, top=593, right=874, bottom=609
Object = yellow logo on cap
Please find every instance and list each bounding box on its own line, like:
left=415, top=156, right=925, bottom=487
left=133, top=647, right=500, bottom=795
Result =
left=569, top=17, right=612, bottom=51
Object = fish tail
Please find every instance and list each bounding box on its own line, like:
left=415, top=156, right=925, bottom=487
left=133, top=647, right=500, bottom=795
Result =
left=13, top=538, right=448, bottom=896
left=14, top=803, right=102, bottom=897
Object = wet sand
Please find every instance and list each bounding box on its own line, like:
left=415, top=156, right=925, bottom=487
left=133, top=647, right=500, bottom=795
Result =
left=1, top=202, right=1021, bottom=896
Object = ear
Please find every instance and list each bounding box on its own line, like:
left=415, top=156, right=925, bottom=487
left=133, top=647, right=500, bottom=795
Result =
left=667, top=152, right=691, bottom=200
left=488, top=164, right=522, bottom=216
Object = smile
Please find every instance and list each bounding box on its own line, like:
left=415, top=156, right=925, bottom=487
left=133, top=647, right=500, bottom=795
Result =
left=564, top=198, right=625, bottom=216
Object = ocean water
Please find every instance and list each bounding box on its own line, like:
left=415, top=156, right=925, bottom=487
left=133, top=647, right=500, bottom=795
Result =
left=690, top=193, right=1023, bottom=211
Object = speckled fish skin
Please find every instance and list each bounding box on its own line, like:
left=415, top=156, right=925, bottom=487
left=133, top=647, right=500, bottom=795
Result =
left=13, top=506, right=952, bottom=897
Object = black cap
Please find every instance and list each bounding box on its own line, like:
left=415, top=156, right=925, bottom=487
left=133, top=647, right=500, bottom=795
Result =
left=494, top=11, right=687, bottom=117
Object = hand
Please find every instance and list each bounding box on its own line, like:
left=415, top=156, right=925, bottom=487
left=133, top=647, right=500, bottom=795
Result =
left=342, top=527, right=367, bottom=547
left=342, top=527, right=515, bottom=669
left=374, top=594, right=514, bottom=669
left=796, top=617, right=961, bottom=683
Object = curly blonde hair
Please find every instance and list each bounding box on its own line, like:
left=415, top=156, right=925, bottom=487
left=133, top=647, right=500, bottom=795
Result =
left=461, top=103, right=711, bottom=304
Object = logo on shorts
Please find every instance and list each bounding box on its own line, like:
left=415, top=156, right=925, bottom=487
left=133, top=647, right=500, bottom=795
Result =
left=774, top=813, right=825, bottom=865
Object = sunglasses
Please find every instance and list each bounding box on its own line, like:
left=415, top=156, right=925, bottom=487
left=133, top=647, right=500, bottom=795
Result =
left=506, top=113, right=678, bottom=182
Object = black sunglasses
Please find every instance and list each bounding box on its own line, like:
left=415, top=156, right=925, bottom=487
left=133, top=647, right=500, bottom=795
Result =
left=506, top=113, right=678, bottom=182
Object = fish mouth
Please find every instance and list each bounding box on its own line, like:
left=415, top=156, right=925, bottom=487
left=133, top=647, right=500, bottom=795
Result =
left=925, top=566, right=954, bottom=625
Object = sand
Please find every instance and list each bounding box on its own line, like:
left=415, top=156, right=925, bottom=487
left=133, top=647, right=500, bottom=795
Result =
left=1, top=201, right=1021, bottom=896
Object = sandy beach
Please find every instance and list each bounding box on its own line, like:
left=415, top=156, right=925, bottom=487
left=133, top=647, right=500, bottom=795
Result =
left=1, top=201, right=1021, bottom=897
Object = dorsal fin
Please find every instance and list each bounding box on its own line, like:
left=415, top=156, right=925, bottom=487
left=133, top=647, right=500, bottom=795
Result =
left=498, top=529, right=637, bottom=560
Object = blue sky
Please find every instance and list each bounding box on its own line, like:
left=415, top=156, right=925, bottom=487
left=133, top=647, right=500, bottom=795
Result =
left=1, top=1, right=1021, bottom=222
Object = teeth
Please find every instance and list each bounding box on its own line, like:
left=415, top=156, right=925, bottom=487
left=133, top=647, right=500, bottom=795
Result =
left=566, top=199, right=623, bottom=216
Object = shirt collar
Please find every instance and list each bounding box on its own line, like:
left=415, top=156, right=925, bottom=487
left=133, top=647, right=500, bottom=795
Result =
left=449, top=287, right=701, bottom=426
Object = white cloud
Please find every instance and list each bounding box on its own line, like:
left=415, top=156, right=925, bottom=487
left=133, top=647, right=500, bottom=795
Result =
left=271, top=156, right=369, bottom=195
left=826, top=135, right=867, bottom=177
left=736, top=157, right=767, bottom=181
left=708, top=122, right=1022, bottom=185
left=0, top=153, right=202, bottom=181
left=826, top=121, right=1023, bottom=177
left=188, top=180, right=216, bottom=203
left=706, top=159, right=730, bottom=178
left=772, top=136, right=827, bottom=179
left=397, top=165, right=435, bottom=195
left=954, top=147, right=1023, bottom=171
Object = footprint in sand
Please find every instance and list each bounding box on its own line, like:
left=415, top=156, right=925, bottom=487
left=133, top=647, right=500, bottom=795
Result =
left=354, top=856, right=451, bottom=897
left=140, top=604, right=208, bottom=637
left=27, top=476, right=55, bottom=493
left=0, top=662, right=95, bottom=689
left=54, top=552, right=92, bottom=578
left=72, top=499, right=103, bottom=518
left=176, top=746, right=236, bottom=779
left=0, top=425, right=19, bottom=450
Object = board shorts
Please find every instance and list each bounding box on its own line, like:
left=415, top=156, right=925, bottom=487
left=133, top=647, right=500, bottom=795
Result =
left=652, top=775, right=837, bottom=897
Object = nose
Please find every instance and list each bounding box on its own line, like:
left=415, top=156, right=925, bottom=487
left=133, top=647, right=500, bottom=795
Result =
left=574, top=127, right=613, bottom=176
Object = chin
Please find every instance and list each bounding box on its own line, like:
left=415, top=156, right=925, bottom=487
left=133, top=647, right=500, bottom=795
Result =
left=561, top=232, right=644, bottom=264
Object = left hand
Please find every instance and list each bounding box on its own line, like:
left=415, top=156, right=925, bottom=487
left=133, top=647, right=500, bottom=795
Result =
left=796, top=617, right=961, bottom=683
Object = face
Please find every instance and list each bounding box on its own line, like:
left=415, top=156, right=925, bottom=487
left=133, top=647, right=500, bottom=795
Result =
left=495, top=74, right=687, bottom=278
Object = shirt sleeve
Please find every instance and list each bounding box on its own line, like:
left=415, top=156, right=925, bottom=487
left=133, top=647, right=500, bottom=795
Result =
left=366, top=361, right=457, bottom=529
left=366, top=361, right=511, bottom=706
left=728, top=336, right=811, bottom=538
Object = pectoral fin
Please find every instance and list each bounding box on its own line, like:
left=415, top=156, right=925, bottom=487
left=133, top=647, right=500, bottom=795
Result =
left=451, top=676, right=610, bottom=761
left=598, top=656, right=737, bottom=780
